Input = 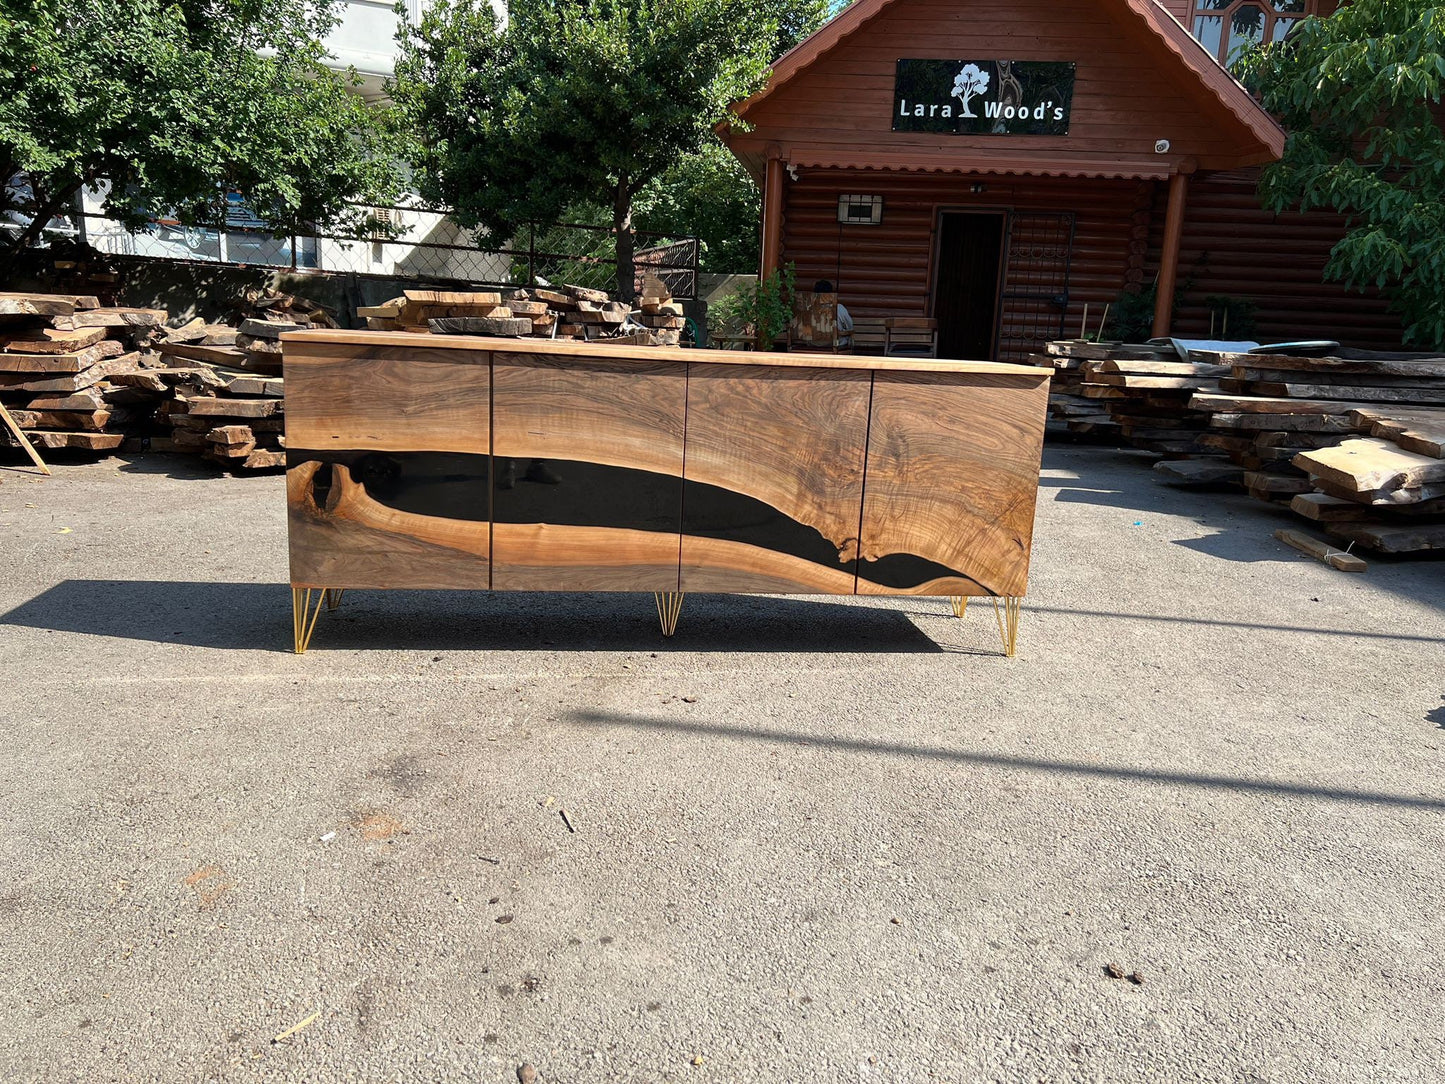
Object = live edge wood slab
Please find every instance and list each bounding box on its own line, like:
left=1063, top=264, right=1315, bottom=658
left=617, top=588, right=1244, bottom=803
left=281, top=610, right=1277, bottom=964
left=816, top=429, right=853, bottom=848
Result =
left=282, top=330, right=1051, bottom=653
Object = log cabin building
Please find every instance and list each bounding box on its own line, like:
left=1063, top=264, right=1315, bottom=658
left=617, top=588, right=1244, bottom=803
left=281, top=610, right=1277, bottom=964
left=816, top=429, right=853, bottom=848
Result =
left=719, top=0, right=1403, bottom=362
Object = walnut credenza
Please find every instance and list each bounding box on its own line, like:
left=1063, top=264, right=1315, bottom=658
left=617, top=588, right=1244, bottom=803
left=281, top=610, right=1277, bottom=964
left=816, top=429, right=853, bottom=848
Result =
left=281, top=331, right=1050, bottom=653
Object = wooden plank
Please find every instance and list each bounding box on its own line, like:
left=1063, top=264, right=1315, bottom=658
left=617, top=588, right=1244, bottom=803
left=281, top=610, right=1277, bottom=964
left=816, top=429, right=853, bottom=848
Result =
left=429, top=317, right=532, bottom=336
left=53, top=306, right=166, bottom=329
left=8, top=409, right=111, bottom=430
left=0, top=342, right=119, bottom=373
left=225, top=376, right=284, bottom=398
left=857, top=371, right=1048, bottom=597
left=1153, top=458, right=1243, bottom=485
left=1326, top=522, right=1445, bottom=554
left=1207, top=412, right=1357, bottom=433
left=1097, top=359, right=1229, bottom=376
left=1289, top=491, right=1445, bottom=521
left=0, top=352, right=140, bottom=393
left=1243, top=471, right=1312, bottom=495
left=1274, top=528, right=1367, bottom=572
left=681, top=364, right=869, bottom=593
left=491, top=352, right=686, bottom=591
left=0, top=326, right=108, bottom=353
left=1349, top=407, right=1445, bottom=458
left=158, top=341, right=247, bottom=366
left=1308, top=474, right=1445, bottom=506
left=1215, top=352, right=1445, bottom=377
left=182, top=397, right=279, bottom=418
left=1093, top=374, right=1221, bottom=390
left=1242, top=381, right=1445, bottom=405
left=0, top=400, right=50, bottom=473
left=1189, top=393, right=1366, bottom=415
left=1292, top=438, right=1445, bottom=495
left=1, top=428, right=122, bottom=451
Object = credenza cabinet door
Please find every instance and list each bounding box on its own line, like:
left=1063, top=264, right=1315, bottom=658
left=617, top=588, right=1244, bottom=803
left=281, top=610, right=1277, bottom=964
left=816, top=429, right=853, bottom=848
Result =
left=491, top=353, right=686, bottom=591
left=681, top=364, right=869, bottom=593
left=284, top=346, right=492, bottom=589
left=856, top=371, right=1048, bottom=597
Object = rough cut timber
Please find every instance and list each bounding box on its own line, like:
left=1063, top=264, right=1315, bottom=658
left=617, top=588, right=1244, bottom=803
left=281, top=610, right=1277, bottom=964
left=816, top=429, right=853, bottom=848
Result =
left=1293, top=438, right=1445, bottom=496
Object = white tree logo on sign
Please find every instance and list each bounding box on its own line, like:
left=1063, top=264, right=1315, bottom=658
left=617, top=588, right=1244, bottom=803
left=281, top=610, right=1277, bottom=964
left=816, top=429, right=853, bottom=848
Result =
left=952, top=63, right=990, bottom=118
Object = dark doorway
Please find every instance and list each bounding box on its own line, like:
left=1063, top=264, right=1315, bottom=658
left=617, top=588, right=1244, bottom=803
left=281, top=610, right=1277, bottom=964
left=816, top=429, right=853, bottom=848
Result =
left=933, top=211, right=1006, bottom=360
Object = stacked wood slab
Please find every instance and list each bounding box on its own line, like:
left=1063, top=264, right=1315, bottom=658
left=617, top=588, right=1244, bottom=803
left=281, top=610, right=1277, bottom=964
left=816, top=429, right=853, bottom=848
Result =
left=0, top=291, right=168, bottom=455
left=1036, top=340, right=1222, bottom=452
left=357, top=276, right=685, bottom=347
left=157, top=370, right=286, bottom=472
left=1039, top=339, right=1445, bottom=559
left=1287, top=409, right=1445, bottom=555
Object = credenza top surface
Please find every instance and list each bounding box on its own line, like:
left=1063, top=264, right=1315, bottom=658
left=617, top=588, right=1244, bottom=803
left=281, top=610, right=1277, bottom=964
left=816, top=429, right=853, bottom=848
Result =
left=281, top=329, right=1051, bottom=379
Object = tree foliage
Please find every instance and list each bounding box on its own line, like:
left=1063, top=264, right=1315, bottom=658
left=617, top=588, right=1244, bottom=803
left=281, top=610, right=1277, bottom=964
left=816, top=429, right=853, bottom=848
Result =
left=634, top=142, right=760, bottom=273
left=0, top=0, right=397, bottom=264
left=391, top=0, right=822, bottom=296
left=1239, top=1, right=1445, bottom=348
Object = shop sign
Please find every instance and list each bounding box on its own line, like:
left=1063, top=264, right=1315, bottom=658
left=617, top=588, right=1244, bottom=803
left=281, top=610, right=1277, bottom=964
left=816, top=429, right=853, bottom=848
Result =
left=893, top=60, right=1076, bottom=135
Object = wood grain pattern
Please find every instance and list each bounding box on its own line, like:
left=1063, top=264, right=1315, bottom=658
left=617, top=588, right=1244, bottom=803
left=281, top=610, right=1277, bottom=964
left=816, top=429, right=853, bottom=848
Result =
left=491, top=353, right=686, bottom=475
left=857, top=371, right=1048, bottom=597
left=681, top=364, right=869, bottom=593
left=491, top=523, right=681, bottom=591
left=284, top=347, right=490, bottom=454
left=491, top=352, right=685, bottom=591
left=287, top=460, right=491, bottom=589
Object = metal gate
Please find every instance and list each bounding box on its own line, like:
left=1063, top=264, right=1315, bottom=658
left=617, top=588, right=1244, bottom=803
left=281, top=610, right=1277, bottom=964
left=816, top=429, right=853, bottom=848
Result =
left=996, top=211, right=1075, bottom=363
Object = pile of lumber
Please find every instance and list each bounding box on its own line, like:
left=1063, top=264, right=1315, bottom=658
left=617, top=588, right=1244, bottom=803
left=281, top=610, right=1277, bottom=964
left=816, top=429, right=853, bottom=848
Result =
left=1036, top=340, right=1221, bottom=452
left=1177, top=349, right=1445, bottom=511
left=357, top=276, right=686, bottom=347
left=156, top=370, right=285, bottom=472
left=151, top=291, right=336, bottom=377
left=1284, top=408, right=1445, bottom=556
left=1042, top=339, right=1445, bottom=559
left=0, top=291, right=169, bottom=456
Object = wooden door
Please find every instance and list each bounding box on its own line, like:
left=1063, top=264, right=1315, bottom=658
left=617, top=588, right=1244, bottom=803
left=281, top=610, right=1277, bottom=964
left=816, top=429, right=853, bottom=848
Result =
left=491, top=353, right=686, bottom=591
left=681, top=364, right=869, bottom=593
left=933, top=212, right=1006, bottom=361
left=284, top=344, right=492, bottom=589
left=856, top=370, right=1047, bottom=597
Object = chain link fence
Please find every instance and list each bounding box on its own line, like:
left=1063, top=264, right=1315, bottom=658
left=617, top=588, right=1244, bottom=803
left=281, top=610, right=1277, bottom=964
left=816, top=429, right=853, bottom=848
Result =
left=75, top=205, right=700, bottom=299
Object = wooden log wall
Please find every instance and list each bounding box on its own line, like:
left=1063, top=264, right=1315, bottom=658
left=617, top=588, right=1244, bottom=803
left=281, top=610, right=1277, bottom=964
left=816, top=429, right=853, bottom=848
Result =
left=781, top=168, right=1150, bottom=362
left=283, top=333, right=1051, bottom=600
left=1147, top=168, right=1405, bottom=350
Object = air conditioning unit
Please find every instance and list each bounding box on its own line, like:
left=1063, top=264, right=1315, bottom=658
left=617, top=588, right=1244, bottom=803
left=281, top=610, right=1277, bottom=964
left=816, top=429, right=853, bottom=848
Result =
left=369, top=206, right=400, bottom=241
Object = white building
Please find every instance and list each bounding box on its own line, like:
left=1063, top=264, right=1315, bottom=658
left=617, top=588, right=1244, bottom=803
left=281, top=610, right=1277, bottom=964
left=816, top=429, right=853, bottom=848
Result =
left=81, top=0, right=512, bottom=284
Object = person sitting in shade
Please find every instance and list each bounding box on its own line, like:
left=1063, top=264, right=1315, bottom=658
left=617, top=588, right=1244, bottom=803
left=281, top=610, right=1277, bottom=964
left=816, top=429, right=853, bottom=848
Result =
left=814, top=280, right=852, bottom=349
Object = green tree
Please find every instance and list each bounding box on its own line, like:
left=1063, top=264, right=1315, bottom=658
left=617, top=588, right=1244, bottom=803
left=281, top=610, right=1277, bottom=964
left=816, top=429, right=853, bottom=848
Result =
left=1239, top=1, right=1445, bottom=348
left=391, top=0, right=790, bottom=299
left=634, top=142, right=760, bottom=273
left=0, top=0, right=397, bottom=268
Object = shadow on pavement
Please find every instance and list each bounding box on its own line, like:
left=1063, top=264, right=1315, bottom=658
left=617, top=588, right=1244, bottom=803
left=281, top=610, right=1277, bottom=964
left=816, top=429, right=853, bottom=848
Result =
left=570, top=710, right=1445, bottom=813
left=0, top=580, right=946, bottom=654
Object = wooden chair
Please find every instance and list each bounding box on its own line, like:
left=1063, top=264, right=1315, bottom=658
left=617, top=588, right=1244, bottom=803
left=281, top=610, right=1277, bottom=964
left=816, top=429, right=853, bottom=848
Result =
left=885, top=317, right=938, bottom=358
left=786, top=291, right=840, bottom=352
left=848, top=317, right=887, bottom=355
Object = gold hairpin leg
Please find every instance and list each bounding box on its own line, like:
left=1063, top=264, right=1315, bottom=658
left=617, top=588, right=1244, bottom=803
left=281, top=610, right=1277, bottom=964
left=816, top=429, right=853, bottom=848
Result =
left=991, top=596, right=1021, bottom=658
left=950, top=596, right=969, bottom=618
left=292, top=587, right=327, bottom=653
left=654, top=591, right=684, bottom=637
left=324, top=588, right=345, bottom=611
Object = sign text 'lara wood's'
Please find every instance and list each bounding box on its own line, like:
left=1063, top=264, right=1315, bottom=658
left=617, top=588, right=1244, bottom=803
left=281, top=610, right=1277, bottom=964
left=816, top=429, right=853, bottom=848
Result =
left=893, top=60, right=1076, bottom=135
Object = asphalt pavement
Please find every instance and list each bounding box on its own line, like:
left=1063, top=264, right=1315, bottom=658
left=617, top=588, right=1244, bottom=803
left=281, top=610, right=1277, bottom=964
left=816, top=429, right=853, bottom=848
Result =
left=1, top=445, right=1442, bottom=1083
